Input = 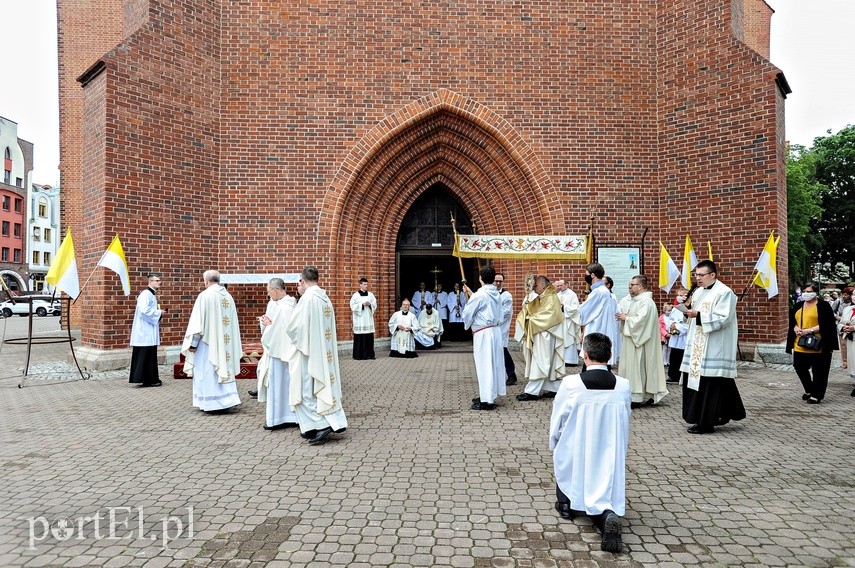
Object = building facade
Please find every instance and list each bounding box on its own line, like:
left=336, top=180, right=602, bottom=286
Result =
left=27, top=184, right=61, bottom=292
left=0, top=116, right=32, bottom=294
left=58, top=0, right=789, bottom=365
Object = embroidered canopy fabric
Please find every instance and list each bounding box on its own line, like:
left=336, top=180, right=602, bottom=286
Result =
left=453, top=234, right=590, bottom=260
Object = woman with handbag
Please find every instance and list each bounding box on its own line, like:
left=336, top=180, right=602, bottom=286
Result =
left=839, top=298, right=855, bottom=395
left=785, top=283, right=839, bottom=404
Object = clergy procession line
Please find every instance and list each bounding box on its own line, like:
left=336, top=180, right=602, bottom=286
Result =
left=128, top=260, right=745, bottom=553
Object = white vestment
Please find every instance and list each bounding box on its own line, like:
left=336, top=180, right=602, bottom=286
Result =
left=679, top=280, right=739, bottom=390
left=499, top=289, right=513, bottom=348
left=665, top=307, right=689, bottom=350
left=260, top=299, right=276, bottom=335
left=181, top=284, right=243, bottom=411
left=350, top=291, right=377, bottom=334
left=558, top=288, right=581, bottom=365
left=256, top=296, right=299, bottom=428
left=618, top=291, right=669, bottom=404
left=388, top=311, right=419, bottom=353
left=447, top=290, right=467, bottom=323
left=411, top=290, right=434, bottom=317
left=463, top=284, right=506, bottom=403
left=415, top=309, right=443, bottom=347
left=130, top=288, right=162, bottom=347
left=578, top=282, right=620, bottom=366
left=284, top=285, right=348, bottom=434
left=514, top=289, right=565, bottom=396
left=435, top=291, right=449, bottom=320
left=550, top=369, right=631, bottom=515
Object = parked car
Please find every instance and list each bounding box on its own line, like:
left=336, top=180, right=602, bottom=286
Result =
left=0, top=299, right=62, bottom=318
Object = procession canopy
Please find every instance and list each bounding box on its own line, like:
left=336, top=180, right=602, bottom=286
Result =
left=453, top=234, right=591, bottom=261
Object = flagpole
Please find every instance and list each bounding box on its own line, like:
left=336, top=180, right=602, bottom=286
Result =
left=450, top=214, right=470, bottom=298
left=74, top=266, right=100, bottom=303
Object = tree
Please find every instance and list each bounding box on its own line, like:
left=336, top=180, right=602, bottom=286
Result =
left=786, top=144, right=826, bottom=285
left=811, top=125, right=855, bottom=277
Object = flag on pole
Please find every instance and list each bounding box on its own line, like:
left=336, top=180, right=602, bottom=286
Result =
left=658, top=242, right=681, bottom=293
left=97, top=235, right=131, bottom=296
left=46, top=229, right=80, bottom=299
left=681, top=235, right=698, bottom=289
left=707, top=241, right=713, bottom=261
left=753, top=231, right=779, bottom=298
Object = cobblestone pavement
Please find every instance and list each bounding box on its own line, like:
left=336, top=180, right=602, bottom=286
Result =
left=0, top=334, right=853, bottom=567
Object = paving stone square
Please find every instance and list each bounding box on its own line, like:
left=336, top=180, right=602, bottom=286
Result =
left=0, top=326, right=853, bottom=567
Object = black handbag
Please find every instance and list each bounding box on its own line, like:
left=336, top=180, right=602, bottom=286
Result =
left=797, top=308, right=822, bottom=350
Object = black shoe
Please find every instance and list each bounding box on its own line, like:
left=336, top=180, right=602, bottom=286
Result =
left=472, top=397, right=482, bottom=404
left=802, top=393, right=811, bottom=401
left=554, top=502, right=573, bottom=520
left=506, top=377, right=517, bottom=386
left=140, top=380, right=162, bottom=388
left=248, top=390, right=258, bottom=398
left=542, top=391, right=557, bottom=399
left=687, top=425, right=714, bottom=434
left=263, top=422, right=298, bottom=431
left=300, top=429, right=317, bottom=440
left=630, top=402, right=643, bottom=409
left=644, top=398, right=655, bottom=406
left=308, top=427, right=334, bottom=445
left=470, top=401, right=496, bottom=411
left=806, top=397, right=821, bottom=404
left=516, top=393, right=540, bottom=401
left=600, top=510, right=622, bottom=553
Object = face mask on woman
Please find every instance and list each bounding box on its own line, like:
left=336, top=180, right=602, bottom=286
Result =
left=801, top=292, right=817, bottom=302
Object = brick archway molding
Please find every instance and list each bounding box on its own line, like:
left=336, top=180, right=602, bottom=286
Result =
left=320, top=89, right=564, bottom=338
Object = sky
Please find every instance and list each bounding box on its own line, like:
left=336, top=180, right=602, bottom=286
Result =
left=1, top=1, right=853, bottom=186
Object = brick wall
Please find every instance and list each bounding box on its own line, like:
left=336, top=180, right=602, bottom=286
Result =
left=60, top=0, right=788, bottom=353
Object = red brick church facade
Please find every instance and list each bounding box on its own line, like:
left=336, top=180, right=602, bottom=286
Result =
left=58, top=0, right=789, bottom=364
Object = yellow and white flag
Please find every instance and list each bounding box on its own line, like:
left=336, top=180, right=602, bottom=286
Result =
left=753, top=231, right=779, bottom=298
left=681, top=234, right=698, bottom=289
left=97, top=235, right=131, bottom=296
left=658, top=242, right=681, bottom=293
left=45, top=229, right=80, bottom=299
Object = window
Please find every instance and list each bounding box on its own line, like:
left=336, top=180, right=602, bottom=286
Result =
left=38, top=199, right=47, bottom=217
left=43, top=252, right=50, bottom=265
left=16, top=178, right=22, bottom=188
left=43, top=228, right=51, bottom=242
left=13, top=198, right=21, bottom=212
left=1, top=221, right=8, bottom=236
left=1, top=248, right=8, bottom=262
left=32, top=250, right=40, bottom=264
left=13, top=223, right=20, bottom=238
left=13, top=248, right=20, bottom=263
left=2, top=196, right=8, bottom=210
left=32, top=227, right=40, bottom=241
left=2, top=148, right=9, bottom=185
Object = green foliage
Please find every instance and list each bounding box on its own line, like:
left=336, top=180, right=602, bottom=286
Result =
left=811, top=125, right=855, bottom=275
left=786, top=144, right=826, bottom=285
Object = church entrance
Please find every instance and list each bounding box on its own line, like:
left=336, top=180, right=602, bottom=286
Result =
left=395, top=185, right=479, bottom=313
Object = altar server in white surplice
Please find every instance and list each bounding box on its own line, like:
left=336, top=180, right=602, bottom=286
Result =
left=446, top=283, right=467, bottom=341
left=411, top=282, right=434, bottom=318
left=388, top=299, right=420, bottom=357
left=495, top=273, right=518, bottom=385
left=255, top=277, right=299, bottom=430
left=350, top=277, right=377, bottom=360
left=463, top=266, right=506, bottom=410
left=514, top=276, right=566, bottom=401
left=578, top=263, right=620, bottom=367
left=284, top=266, right=348, bottom=446
left=129, top=273, right=165, bottom=387
left=555, top=279, right=581, bottom=366
left=435, top=283, right=449, bottom=321
left=616, top=275, right=668, bottom=406
left=550, top=332, right=631, bottom=554
left=181, top=270, right=242, bottom=412
left=416, top=303, right=443, bottom=349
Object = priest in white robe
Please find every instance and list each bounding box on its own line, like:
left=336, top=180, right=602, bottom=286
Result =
left=616, top=275, right=668, bottom=406
left=284, top=266, right=348, bottom=445
left=550, top=332, right=630, bottom=553
left=556, top=279, right=581, bottom=366
left=579, top=263, right=620, bottom=367
left=514, top=275, right=566, bottom=400
left=129, top=273, right=165, bottom=387
left=389, top=299, right=420, bottom=357
left=415, top=303, right=443, bottom=349
left=445, top=283, right=467, bottom=341
left=463, top=266, right=505, bottom=410
left=255, top=277, right=299, bottom=430
left=411, top=282, right=434, bottom=318
left=435, top=283, right=449, bottom=322
left=181, top=270, right=242, bottom=412
left=350, top=277, right=377, bottom=360
left=679, top=260, right=746, bottom=434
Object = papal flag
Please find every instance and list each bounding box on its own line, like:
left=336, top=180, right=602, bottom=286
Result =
left=753, top=231, right=779, bottom=298
left=97, top=235, right=131, bottom=296
left=659, top=242, right=681, bottom=293
left=45, top=228, right=80, bottom=299
left=681, top=234, right=699, bottom=289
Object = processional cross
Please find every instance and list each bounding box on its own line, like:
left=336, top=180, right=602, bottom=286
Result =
left=430, top=265, right=443, bottom=290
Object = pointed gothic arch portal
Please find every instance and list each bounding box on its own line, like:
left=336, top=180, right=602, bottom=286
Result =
left=395, top=185, right=478, bottom=308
